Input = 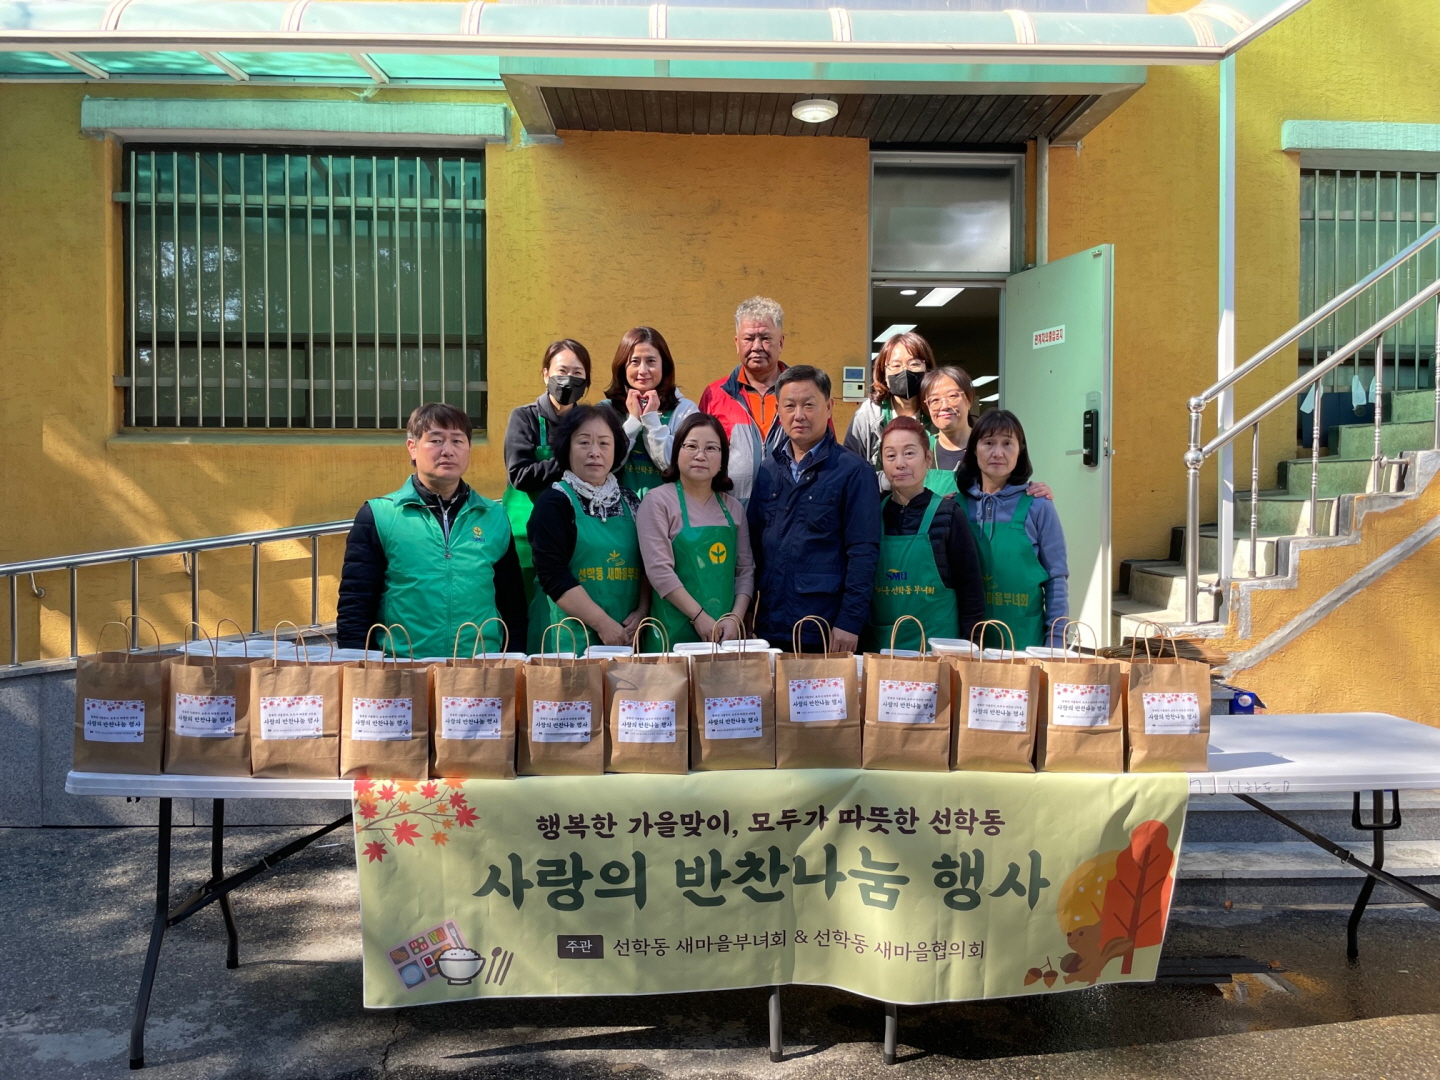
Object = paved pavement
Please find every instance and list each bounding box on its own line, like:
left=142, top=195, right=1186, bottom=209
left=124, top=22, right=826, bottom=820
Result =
left=5, top=824, right=1439, bottom=1079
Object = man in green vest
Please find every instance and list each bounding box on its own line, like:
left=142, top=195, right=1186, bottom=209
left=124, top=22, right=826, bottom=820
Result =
left=337, top=403, right=528, bottom=657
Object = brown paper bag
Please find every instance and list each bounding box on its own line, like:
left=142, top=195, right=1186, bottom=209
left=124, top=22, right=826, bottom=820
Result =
left=775, top=616, right=861, bottom=769
left=162, top=625, right=253, bottom=777
left=520, top=652, right=606, bottom=776
left=604, top=620, right=689, bottom=774
left=72, top=619, right=168, bottom=775
left=690, top=641, right=776, bottom=771
left=340, top=624, right=431, bottom=780
left=1040, top=653, right=1126, bottom=773
left=862, top=616, right=952, bottom=772
left=249, top=625, right=341, bottom=779
left=953, top=620, right=1040, bottom=772
left=432, top=620, right=522, bottom=780
left=1124, top=630, right=1211, bottom=772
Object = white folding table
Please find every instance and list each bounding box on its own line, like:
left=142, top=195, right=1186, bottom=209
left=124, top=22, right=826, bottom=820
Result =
left=67, top=713, right=1440, bottom=1070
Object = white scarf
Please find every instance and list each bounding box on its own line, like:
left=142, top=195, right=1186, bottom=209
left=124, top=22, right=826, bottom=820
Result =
left=562, top=470, right=626, bottom=521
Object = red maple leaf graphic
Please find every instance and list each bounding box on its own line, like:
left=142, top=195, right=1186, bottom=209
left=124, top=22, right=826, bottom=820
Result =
left=420, top=781, right=439, bottom=799
left=358, top=801, right=379, bottom=821
left=449, top=793, right=469, bottom=810
left=430, top=831, right=450, bottom=846
left=363, top=841, right=387, bottom=863
left=393, top=820, right=421, bottom=846
left=377, top=784, right=397, bottom=802
left=353, top=778, right=375, bottom=795
left=454, top=806, right=478, bottom=829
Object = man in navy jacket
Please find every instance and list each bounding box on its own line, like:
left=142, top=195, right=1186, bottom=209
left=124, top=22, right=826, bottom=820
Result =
left=748, top=366, right=881, bottom=653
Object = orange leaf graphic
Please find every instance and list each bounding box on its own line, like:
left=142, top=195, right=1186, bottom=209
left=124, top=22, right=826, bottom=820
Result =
left=430, top=831, right=450, bottom=846
left=1099, top=820, right=1175, bottom=974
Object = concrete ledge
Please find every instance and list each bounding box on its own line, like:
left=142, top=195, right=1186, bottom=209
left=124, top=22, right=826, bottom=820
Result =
left=1180, top=839, right=1440, bottom=879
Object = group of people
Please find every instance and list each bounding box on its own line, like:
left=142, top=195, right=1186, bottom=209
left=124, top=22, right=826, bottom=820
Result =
left=336, top=296, right=1068, bottom=659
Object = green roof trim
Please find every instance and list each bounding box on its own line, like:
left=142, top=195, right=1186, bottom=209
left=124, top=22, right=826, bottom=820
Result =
left=79, top=97, right=509, bottom=146
left=1282, top=120, right=1440, bottom=172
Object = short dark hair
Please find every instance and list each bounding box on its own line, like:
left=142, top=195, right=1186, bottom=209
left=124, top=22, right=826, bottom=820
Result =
left=542, top=339, right=592, bottom=382
left=957, top=409, right=1033, bottom=490
left=406, top=402, right=471, bottom=442
left=919, top=365, right=976, bottom=420
left=605, top=326, right=679, bottom=413
left=551, top=403, right=629, bottom=477
left=661, top=413, right=734, bottom=491
left=775, top=364, right=831, bottom=399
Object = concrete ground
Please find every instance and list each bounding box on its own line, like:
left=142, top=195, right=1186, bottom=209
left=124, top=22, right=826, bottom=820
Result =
left=5, top=825, right=1439, bottom=1080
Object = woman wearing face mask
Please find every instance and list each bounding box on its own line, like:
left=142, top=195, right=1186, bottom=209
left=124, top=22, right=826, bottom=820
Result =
left=637, top=414, right=754, bottom=651
left=601, top=327, right=697, bottom=497
left=958, top=410, right=1069, bottom=649
left=843, top=331, right=935, bottom=478
left=527, top=404, right=650, bottom=652
left=503, top=340, right=593, bottom=604
left=862, top=417, right=986, bottom=653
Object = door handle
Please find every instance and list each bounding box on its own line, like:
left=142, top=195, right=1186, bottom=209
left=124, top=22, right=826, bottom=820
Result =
left=1082, top=409, right=1100, bottom=468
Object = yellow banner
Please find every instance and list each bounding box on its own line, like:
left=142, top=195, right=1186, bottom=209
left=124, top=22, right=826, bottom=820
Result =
left=354, top=770, right=1188, bottom=1007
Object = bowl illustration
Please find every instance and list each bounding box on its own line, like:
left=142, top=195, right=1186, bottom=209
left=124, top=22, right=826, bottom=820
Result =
left=435, top=946, right=483, bottom=985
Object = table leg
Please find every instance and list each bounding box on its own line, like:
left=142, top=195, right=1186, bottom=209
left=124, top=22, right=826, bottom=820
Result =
left=129, top=797, right=172, bottom=1070
left=767, top=985, right=783, bottom=1062
left=883, top=1002, right=898, bottom=1066
left=1347, top=790, right=1397, bottom=961
left=212, top=799, right=239, bottom=970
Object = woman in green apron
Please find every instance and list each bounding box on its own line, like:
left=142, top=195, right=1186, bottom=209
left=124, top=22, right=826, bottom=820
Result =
left=601, top=326, right=697, bottom=497
left=862, top=417, right=986, bottom=652
left=527, top=404, right=649, bottom=652
left=920, top=365, right=1056, bottom=501
left=957, top=409, right=1070, bottom=650
left=842, top=330, right=936, bottom=478
left=502, top=339, right=592, bottom=606
left=636, top=414, right=754, bottom=651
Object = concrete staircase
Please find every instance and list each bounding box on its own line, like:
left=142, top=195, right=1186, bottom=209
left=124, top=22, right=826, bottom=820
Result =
left=1113, top=388, right=1434, bottom=639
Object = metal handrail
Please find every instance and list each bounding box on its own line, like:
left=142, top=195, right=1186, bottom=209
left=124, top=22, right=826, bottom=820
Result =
left=3, top=520, right=352, bottom=666
left=1184, top=275, right=1440, bottom=622
left=1195, top=223, right=1440, bottom=408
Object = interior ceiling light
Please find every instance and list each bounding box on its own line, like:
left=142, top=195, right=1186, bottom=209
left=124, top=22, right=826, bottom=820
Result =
left=915, top=287, right=965, bottom=308
left=900, top=289, right=918, bottom=296
left=979, top=393, right=1000, bottom=403
left=792, top=98, right=839, bottom=124
left=971, top=375, right=998, bottom=387
left=874, top=323, right=917, bottom=344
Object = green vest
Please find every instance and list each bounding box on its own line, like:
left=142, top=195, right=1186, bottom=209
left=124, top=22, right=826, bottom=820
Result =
left=368, top=480, right=513, bottom=658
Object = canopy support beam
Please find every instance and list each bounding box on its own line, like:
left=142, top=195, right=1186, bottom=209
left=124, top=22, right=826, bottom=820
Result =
left=50, top=49, right=108, bottom=78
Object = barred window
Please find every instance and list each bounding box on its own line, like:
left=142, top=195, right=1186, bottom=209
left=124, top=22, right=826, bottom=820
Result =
left=119, top=147, right=486, bottom=429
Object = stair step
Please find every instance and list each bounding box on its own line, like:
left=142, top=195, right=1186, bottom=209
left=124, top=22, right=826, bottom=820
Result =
left=1110, top=589, right=1214, bottom=641
left=1391, top=389, right=1437, bottom=424
left=1233, top=492, right=1336, bottom=537
left=1332, top=419, right=1435, bottom=460
left=1178, top=840, right=1440, bottom=879
left=1279, top=456, right=1403, bottom=498
left=1154, top=531, right=1282, bottom=577
left=1127, top=561, right=1230, bottom=611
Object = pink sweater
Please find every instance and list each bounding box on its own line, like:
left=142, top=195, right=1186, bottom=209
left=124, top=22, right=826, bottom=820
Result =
left=636, top=483, right=755, bottom=601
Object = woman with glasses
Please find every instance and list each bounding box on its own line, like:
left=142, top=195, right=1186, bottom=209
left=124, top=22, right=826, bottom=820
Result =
left=921, top=364, right=1055, bottom=502
left=843, top=331, right=935, bottom=478
left=636, top=414, right=754, bottom=650
left=601, top=326, right=698, bottom=497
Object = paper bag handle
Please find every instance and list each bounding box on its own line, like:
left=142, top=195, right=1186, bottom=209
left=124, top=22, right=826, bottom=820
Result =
left=889, top=614, right=927, bottom=656
left=539, top=621, right=581, bottom=663
left=180, top=622, right=219, bottom=666
left=455, top=618, right=510, bottom=660
left=362, top=623, right=414, bottom=667
left=271, top=620, right=331, bottom=665
left=709, top=613, right=746, bottom=653
left=96, top=616, right=162, bottom=660
left=1048, top=618, right=1098, bottom=661
left=970, top=619, right=1017, bottom=661
left=214, top=618, right=250, bottom=656
left=1127, top=620, right=1178, bottom=661
left=631, top=616, right=669, bottom=654
left=793, top=615, right=831, bottom=656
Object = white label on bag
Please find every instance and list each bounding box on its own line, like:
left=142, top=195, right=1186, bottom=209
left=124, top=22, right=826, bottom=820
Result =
left=174, top=693, right=236, bottom=738
left=84, top=698, right=145, bottom=743
left=442, top=696, right=504, bottom=741
left=704, top=695, right=763, bottom=739
left=259, top=695, right=325, bottom=740
left=788, top=677, right=847, bottom=723
left=618, top=699, right=677, bottom=743
left=532, top=700, right=593, bottom=742
left=351, top=697, right=413, bottom=741
left=877, top=679, right=938, bottom=725
left=967, top=686, right=1029, bottom=732
left=1051, top=683, right=1111, bottom=727
left=1143, top=692, right=1201, bottom=735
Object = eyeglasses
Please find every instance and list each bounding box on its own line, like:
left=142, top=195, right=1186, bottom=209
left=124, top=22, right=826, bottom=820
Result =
left=680, top=442, right=722, bottom=456
left=925, top=392, right=967, bottom=409
left=885, top=359, right=927, bottom=374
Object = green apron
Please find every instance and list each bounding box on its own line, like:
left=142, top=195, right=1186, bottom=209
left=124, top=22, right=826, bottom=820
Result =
left=501, top=414, right=550, bottom=605
left=924, top=435, right=960, bottom=496
left=646, top=485, right=739, bottom=652
left=533, top=481, right=642, bottom=653
left=620, top=410, right=673, bottom=496
left=862, top=493, right=961, bottom=652
left=965, top=493, right=1048, bottom=649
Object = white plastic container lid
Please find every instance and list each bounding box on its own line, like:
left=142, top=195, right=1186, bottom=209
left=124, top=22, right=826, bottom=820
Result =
left=179, top=638, right=272, bottom=658
left=982, top=648, right=1028, bottom=660
left=930, top=638, right=980, bottom=657
left=1025, top=646, right=1084, bottom=659
left=878, top=648, right=923, bottom=658
left=718, top=638, right=772, bottom=652
left=425, top=652, right=530, bottom=663
left=585, top=645, right=634, bottom=659
left=527, top=651, right=578, bottom=660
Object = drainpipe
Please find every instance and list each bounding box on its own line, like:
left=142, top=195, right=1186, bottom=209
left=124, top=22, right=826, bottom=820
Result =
left=1036, top=135, right=1049, bottom=266
left=1216, top=54, right=1237, bottom=613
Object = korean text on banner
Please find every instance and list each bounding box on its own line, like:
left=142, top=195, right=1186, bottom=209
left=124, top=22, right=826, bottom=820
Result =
left=354, top=769, right=1187, bottom=1008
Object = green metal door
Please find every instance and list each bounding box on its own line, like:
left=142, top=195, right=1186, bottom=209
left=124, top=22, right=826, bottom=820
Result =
left=1000, top=245, right=1114, bottom=645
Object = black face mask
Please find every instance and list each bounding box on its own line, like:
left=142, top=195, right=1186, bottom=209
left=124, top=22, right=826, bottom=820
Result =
left=886, top=370, right=924, bottom=401
left=546, top=375, right=587, bottom=406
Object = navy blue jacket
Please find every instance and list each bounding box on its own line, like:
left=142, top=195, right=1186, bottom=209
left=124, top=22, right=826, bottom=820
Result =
left=748, top=431, right=881, bottom=647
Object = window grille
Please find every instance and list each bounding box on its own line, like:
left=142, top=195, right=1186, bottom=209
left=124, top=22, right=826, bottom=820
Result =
left=118, top=147, right=486, bottom=429
left=1300, top=169, right=1438, bottom=390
